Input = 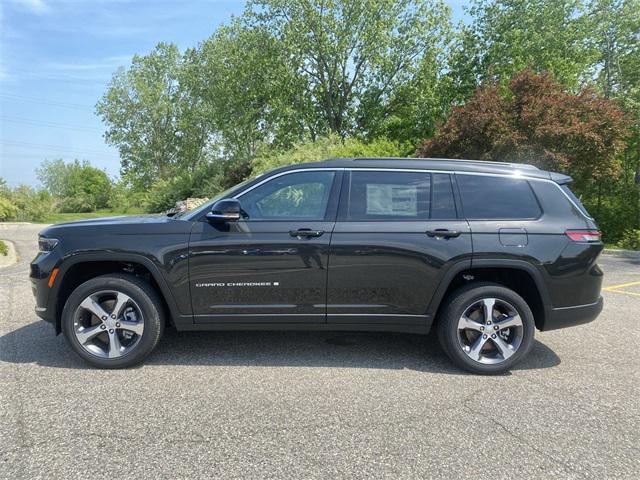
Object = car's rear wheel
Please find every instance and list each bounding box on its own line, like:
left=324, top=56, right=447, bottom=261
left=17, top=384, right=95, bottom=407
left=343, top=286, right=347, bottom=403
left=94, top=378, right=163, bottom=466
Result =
left=61, top=274, right=164, bottom=369
left=437, top=282, right=535, bottom=374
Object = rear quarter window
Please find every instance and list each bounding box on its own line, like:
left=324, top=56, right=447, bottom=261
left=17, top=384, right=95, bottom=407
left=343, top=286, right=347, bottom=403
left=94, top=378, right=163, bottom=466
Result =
left=560, top=184, right=592, bottom=218
left=457, top=174, right=542, bottom=220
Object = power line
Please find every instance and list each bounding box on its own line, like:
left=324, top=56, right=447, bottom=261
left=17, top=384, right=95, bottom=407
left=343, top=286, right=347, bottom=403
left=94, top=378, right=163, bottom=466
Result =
left=1, top=139, right=117, bottom=157
left=0, top=93, right=91, bottom=110
left=1, top=115, right=104, bottom=133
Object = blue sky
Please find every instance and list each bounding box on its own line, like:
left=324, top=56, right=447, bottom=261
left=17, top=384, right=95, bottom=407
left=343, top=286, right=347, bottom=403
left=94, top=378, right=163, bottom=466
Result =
left=0, top=0, right=469, bottom=188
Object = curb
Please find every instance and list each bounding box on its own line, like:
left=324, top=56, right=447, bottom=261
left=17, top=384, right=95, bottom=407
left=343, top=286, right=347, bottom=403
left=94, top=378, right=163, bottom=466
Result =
left=602, top=248, right=640, bottom=259
left=0, top=222, right=33, bottom=229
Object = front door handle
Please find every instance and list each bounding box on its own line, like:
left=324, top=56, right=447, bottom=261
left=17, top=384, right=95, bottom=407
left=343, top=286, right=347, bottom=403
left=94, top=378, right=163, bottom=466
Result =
left=289, top=229, right=325, bottom=238
left=426, top=229, right=461, bottom=239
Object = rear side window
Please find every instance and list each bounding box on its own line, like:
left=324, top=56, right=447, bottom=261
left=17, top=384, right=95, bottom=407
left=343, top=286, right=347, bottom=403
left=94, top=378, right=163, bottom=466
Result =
left=560, top=184, right=592, bottom=218
left=348, top=171, right=431, bottom=220
left=457, top=174, right=541, bottom=220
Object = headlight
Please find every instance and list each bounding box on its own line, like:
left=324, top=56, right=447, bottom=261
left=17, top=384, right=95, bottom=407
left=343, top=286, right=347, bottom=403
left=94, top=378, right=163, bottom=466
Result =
left=38, top=237, right=59, bottom=252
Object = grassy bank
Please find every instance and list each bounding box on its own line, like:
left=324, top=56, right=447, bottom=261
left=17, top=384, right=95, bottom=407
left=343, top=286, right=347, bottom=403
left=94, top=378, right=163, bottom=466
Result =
left=38, top=208, right=143, bottom=224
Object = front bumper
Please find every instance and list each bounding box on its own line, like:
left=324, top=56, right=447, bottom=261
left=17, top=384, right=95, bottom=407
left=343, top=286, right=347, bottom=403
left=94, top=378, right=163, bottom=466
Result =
left=543, top=296, right=603, bottom=331
left=30, top=250, right=61, bottom=325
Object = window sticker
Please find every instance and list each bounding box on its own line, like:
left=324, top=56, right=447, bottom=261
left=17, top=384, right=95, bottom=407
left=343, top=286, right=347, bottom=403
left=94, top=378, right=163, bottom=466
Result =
left=366, top=184, right=417, bottom=216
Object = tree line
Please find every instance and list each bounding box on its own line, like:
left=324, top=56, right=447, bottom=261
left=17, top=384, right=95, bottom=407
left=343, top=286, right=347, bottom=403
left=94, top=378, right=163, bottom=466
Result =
left=1, top=0, right=639, bottom=246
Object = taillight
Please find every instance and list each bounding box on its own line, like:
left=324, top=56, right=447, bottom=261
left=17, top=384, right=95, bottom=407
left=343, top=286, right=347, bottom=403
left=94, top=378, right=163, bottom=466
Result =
left=565, top=230, right=601, bottom=242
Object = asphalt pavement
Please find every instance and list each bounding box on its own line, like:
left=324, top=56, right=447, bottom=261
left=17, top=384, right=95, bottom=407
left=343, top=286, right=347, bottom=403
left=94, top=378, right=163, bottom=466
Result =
left=1, top=223, right=638, bottom=479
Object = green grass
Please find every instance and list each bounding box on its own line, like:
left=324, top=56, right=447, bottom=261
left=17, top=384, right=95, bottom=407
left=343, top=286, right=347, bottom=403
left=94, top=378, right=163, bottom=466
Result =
left=0, top=240, right=8, bottom=256
left=38, top=208, right=144, bottom=224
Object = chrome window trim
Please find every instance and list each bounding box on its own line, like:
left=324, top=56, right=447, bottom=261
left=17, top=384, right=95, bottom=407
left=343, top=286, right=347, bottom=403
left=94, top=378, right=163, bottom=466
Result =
left=231, top=166, right=592, bottom=222
left=234, top=168, right=342, bottom=199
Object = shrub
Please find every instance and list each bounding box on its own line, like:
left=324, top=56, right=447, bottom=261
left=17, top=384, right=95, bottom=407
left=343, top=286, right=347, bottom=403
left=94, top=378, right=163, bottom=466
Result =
left=617, top=229, right=640, bottom=250
left=37, top=159, right=112, bottom=212
left=417, top=70, right=630, bottom=190
left=252, top=135, right=409, bottom=175
left=0, top=197, right=18, bottom=221
left=578, top=178, right=640, bottom=243
left=0, top=240, right=8, bottom=256
left=143, top=160, right=227, bottom=213
left=9, top=186, right=52, bottom=222
left=107, top=180, right=146, bottom=213
left=58, top=194, right=95, bottom=213
left=144, top=178, right=190, bottom=213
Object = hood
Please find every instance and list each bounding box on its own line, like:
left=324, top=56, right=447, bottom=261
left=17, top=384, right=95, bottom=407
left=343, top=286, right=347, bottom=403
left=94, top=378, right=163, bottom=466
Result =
left=52, top=214, right=170, bottom=227
left=39, top=214, right=191, bottom=238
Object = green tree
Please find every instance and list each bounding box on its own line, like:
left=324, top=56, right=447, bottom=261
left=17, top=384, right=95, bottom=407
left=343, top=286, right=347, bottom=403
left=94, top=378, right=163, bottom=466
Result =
left=0, top=178, right=10, bottom=198
left=449, top=0, right=594, bottom=100
left=587, top=0, right=640, bottom=101
left=36, top=159, right=70, bottom=197
left=186, top=21, right=306, bottom=161
left=37, top=159, right=112, bottom=212
left=585, top=0, right=640, bottom=231
left=246, top=0, right=452, bottom=138
left=97, top=43, right=207, bottom=189
left=360, top=51, right=456, bottom=145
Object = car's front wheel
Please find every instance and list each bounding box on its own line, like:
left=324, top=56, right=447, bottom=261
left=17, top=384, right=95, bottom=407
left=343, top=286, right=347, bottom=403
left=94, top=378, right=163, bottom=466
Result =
left=61, top=274, right=164, bottom=369
left=437, top=282, right=535, bottom=374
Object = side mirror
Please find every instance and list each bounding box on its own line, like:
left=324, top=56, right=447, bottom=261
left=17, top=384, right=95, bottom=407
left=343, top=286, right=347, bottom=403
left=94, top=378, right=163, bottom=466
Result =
left=206, top=198, right=241, bottom=222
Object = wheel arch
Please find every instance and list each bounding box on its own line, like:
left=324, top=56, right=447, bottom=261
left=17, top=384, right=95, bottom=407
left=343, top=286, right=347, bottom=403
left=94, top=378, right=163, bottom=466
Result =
left=427, top=259, right=551, bottom=331
left=53, top=253, right=180, bottom=334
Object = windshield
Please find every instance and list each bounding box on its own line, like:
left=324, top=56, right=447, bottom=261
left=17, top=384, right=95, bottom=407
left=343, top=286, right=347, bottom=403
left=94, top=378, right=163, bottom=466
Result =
left=177, top=176, right=257, bottom=220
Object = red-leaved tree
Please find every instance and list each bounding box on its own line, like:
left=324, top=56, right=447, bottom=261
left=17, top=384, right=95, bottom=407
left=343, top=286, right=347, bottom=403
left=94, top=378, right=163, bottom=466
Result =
left=417, top=71, right=630, bottom=188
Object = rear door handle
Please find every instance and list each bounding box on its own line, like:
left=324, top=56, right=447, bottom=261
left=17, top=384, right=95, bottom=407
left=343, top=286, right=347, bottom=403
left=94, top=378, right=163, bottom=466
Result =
left=426, top=229, right=461, bottom=238
left=289, top=229, right=324, bottom=238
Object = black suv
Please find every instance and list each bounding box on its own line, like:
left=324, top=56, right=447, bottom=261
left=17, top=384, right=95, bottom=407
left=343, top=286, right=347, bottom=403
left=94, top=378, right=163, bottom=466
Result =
left=30, top=158, right=603, bottom=373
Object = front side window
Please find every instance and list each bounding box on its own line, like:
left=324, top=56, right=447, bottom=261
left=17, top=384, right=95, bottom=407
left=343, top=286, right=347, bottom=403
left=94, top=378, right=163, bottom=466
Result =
left=238, top=171, right=335, bottom=220
left=457, top=174, right=542, bottom=220
left=347, top=171, right=432, bottom=221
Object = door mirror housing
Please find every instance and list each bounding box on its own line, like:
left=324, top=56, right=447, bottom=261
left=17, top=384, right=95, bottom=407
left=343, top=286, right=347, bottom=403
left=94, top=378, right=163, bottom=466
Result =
left=206, top=198, right=241, bottom=222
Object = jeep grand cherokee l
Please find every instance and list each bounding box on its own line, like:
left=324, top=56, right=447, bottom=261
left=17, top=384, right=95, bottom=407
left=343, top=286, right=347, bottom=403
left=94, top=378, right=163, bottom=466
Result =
left=30, top=158, right=604, bottom=373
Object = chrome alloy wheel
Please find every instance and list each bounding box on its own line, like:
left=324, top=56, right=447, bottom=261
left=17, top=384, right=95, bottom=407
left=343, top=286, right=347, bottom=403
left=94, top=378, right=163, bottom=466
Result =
left=72, top=290, right=144, bottom=359
left=457, top=298, right=524, bottom=365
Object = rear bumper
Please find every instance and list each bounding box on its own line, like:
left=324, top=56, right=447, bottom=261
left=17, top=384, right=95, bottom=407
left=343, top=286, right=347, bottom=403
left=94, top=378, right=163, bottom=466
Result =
left=543, top=296, right=603, bottom=331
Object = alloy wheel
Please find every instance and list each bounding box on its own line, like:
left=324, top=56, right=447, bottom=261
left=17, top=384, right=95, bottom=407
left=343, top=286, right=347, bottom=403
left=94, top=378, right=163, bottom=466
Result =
left=457, top=297, right=524, bottom=365
left=72, top=290, right=144, bottom=359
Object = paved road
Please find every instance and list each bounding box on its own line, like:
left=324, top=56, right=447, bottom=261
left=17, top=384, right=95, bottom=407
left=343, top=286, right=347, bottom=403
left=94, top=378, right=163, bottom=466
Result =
left=1, top=223, right=638, bottom=479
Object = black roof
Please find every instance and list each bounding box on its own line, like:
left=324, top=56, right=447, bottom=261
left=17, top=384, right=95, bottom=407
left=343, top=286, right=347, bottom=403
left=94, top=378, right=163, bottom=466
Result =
left=275, top=157, right=570, bottom=182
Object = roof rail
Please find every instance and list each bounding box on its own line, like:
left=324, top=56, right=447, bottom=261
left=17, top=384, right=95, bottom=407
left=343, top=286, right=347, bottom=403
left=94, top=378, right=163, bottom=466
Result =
left=413, top=157, right=540, bottom=170
left=351, top=157, right=540, bottom=170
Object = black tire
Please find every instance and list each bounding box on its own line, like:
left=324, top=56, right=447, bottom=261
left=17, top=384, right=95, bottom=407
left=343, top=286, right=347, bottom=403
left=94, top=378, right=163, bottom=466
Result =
left=436, top=282, right=535, bottom=375
left=61, top=274, right=164, bottom=369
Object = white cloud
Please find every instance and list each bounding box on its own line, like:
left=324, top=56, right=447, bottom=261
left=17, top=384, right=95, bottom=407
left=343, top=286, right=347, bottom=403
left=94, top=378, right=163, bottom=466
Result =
left=46, top=55, right=133, bottom=73
left=11, top=0, right=51, bottom=15
left=0, top=54, right=133, bottom=85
